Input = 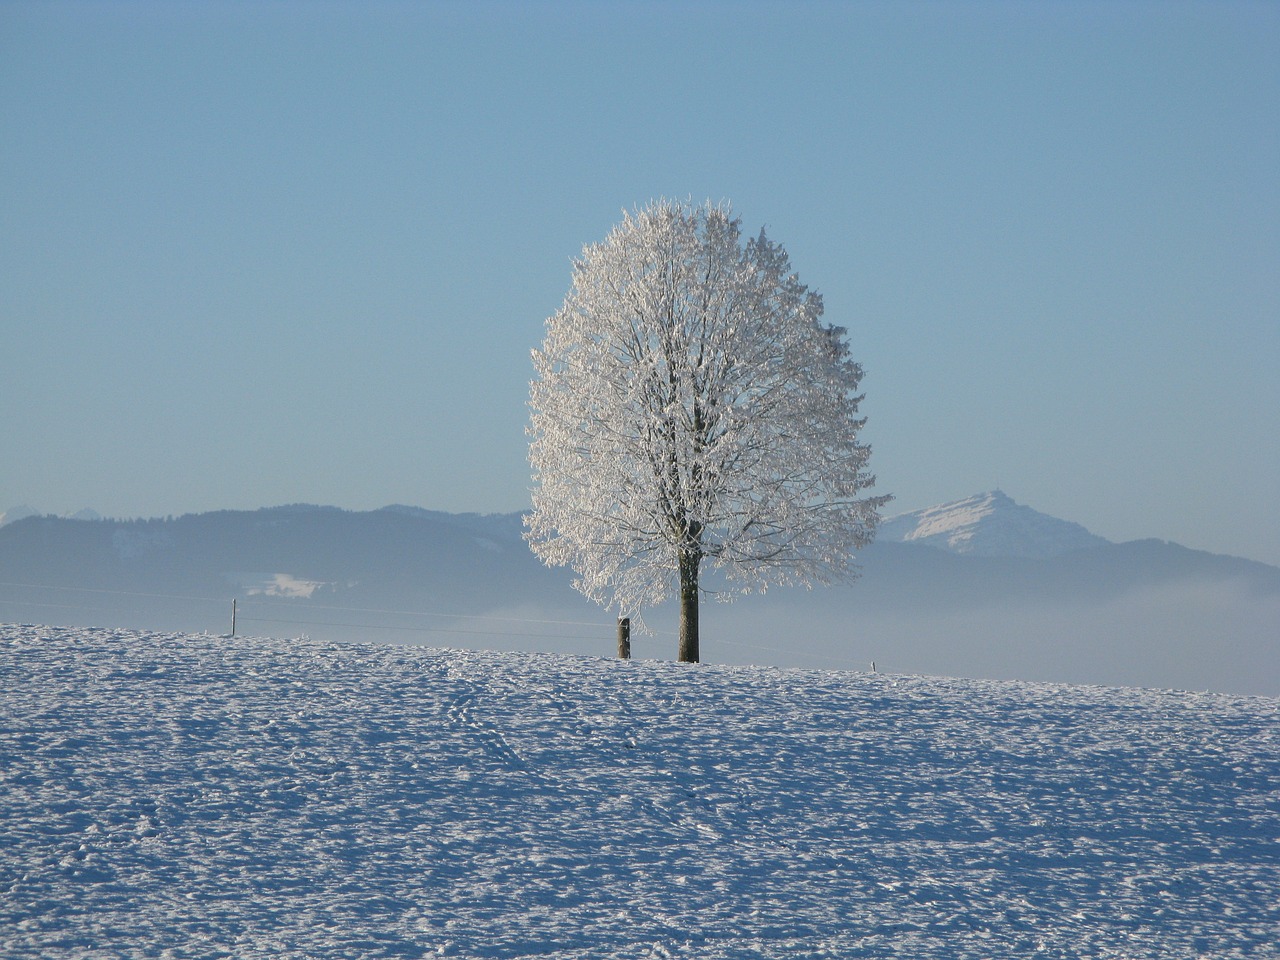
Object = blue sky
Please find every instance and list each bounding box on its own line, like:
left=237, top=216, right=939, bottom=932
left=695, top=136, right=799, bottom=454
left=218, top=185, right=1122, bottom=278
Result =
left=2, top=0, right=1277, bottom=566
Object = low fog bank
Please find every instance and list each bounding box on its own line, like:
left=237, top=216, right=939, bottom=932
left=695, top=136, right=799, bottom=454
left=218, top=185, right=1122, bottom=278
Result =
left=401, top=567, right=1279, bottom=697
left=1, top=510, right=1276, bottom=697
left=693, top=578, right=1280, bottom=696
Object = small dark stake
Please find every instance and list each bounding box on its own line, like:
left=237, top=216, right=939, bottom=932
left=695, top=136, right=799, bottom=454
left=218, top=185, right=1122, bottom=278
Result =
left=232, top=599, right=237, bottom=638
left=617, top=617, right=631, bottom=659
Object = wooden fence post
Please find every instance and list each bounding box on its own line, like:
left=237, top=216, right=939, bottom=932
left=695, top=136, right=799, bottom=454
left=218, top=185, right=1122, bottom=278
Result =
left=617, top=617, right=631, bottom=659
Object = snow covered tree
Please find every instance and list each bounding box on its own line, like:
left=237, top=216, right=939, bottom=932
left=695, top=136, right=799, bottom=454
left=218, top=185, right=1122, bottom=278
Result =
left=526, top=200, right=889, bottom=663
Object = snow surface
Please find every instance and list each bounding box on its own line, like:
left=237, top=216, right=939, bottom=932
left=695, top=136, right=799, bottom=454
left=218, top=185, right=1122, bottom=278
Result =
left=877, top=491, right=1110, bottom=558
left=3, top=624, right=1278, bottom=959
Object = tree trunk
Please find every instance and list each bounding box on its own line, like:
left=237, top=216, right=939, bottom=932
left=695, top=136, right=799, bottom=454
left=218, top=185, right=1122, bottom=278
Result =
left=677, top=548, right=700, bottom=663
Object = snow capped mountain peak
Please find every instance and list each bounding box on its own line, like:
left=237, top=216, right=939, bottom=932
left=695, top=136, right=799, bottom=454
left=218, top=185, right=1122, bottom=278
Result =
left=877, top=490, right=1110, bottom=558
left=1, top=505, right=101, bottom=526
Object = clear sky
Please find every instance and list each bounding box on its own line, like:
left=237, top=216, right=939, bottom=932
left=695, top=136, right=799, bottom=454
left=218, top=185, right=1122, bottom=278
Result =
left=2, top=0, right=1277, bottom=566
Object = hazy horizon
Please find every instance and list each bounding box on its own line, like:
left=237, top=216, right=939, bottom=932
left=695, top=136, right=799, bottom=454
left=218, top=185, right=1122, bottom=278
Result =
left=4, top=486, right=1279, bottom=570
left=3, top=2, right=1276, bottom=566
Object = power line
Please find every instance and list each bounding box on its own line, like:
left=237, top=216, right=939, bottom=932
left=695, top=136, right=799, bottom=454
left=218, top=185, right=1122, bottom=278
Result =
left=0, top=579, right=616, bottom=643
left=256, top=599, right=611, bottom=630
left=0, top=581, right=226, bottom=604
left=0, top=598, right=121, bottom=615
left=0, top=579, right=868, bottom=669
left=0, top=580, right=612, bottom=629
left=238, top=616, right=602, bottom=644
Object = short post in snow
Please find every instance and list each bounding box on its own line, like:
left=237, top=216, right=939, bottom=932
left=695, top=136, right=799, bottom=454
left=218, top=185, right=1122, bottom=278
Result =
left=231, top=599, right=237, bottom=638
left=617, top=617, right=631, bottom=659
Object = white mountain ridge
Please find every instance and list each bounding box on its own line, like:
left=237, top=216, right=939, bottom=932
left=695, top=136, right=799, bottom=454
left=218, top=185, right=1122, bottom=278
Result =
left=0, top=504, right=100, bottom=526
left=6, top=493, right=1103, bottom=559
left=0, top=505, right=38, bottom=527
left=877, top=490, right=1110, bottom=558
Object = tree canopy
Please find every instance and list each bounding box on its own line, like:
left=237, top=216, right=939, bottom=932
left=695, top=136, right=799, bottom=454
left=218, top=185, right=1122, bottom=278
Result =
left=526, top=200, right=889, bottom=662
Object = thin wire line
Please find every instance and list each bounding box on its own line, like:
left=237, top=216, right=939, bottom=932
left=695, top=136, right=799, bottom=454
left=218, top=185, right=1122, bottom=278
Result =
left=0, top=581, right=226, bottom=604
left=248, top=599, right=611, bottom=629
left=238, top=616, right=602, bottom=644
left=0, top=581, right=859, bottom=666
left=0, top=580, right=613, bottom=631
left=0, top=599, right=120, bottom=614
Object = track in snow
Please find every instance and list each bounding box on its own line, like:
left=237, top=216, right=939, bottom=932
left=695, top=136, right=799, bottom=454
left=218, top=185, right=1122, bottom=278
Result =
left=2, top=624, right=1277, bottom=958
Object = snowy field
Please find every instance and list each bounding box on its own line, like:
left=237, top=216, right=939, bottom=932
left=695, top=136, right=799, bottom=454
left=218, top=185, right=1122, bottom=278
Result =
left=2, top=625, right=1278, bottom=959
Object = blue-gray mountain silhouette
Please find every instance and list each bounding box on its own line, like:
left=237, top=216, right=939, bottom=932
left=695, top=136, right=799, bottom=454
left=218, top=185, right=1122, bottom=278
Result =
left=1, top=497, right=1275, bottom=695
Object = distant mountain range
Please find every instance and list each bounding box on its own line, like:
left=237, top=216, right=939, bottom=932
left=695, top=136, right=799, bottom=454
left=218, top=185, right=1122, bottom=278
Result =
left=1, top=494, right=1276, bottom=696
left=877, top=490, right=1110, bottom=557
left=0, top=505, right=100, bottom=526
